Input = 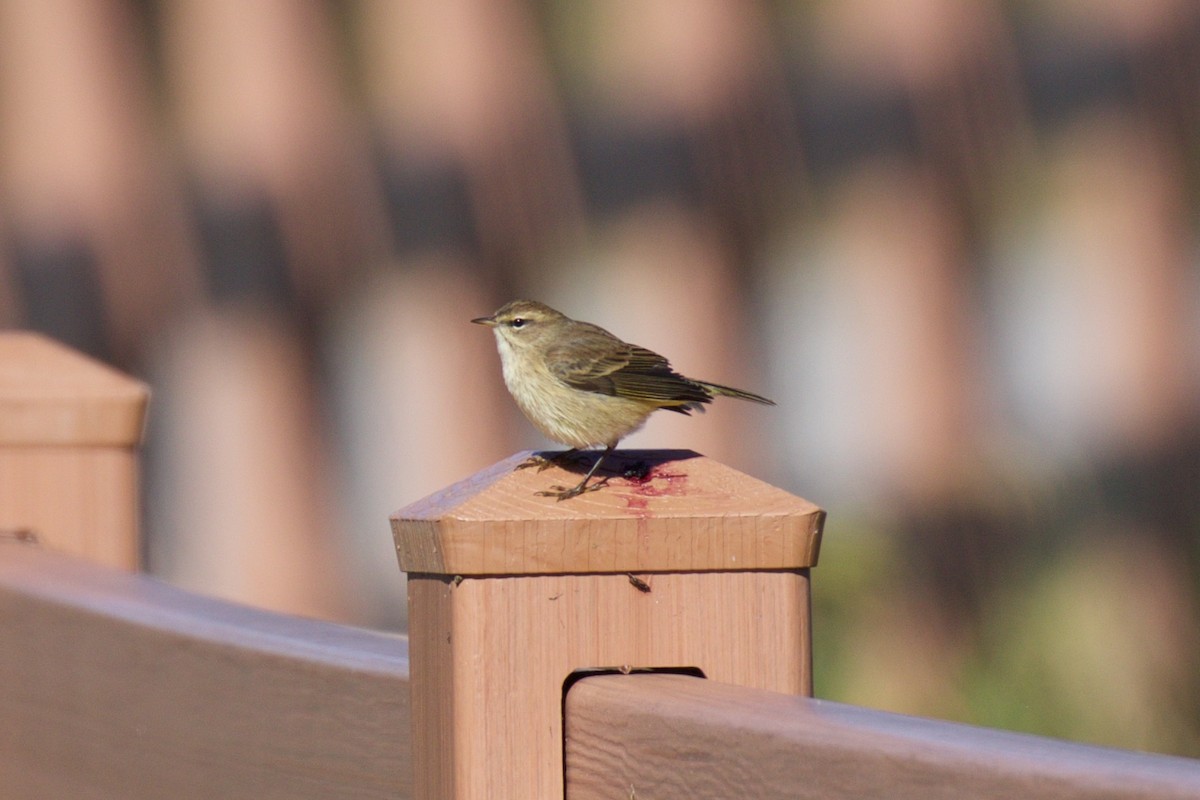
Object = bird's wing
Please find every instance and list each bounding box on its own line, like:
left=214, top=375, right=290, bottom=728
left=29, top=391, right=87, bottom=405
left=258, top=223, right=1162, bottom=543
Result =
left=546, top=326, right=711, bottom=406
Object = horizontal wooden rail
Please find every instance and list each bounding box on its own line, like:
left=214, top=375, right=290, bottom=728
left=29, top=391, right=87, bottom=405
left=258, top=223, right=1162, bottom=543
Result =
left=0, top=541, right=411, bottom=799
left=565, top=673, right=1200, bottom=799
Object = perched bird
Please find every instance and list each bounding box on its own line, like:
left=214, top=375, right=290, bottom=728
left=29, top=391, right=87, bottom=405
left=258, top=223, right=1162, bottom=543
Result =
left=472, top=299, right=774, bottom=500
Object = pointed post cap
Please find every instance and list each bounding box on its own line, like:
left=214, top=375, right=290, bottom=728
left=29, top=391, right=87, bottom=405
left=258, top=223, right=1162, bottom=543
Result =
left=0, top=333, right=149, bottom=447
left=391, top=450, right=824, bottom=576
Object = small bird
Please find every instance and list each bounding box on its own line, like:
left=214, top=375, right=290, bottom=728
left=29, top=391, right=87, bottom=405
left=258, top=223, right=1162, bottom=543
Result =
left=472, top=300, right=774, bottom=500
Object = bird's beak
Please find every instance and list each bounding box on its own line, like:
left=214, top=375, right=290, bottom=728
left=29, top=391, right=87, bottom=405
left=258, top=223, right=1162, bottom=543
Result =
left=471, top=315, right=496, bottom=327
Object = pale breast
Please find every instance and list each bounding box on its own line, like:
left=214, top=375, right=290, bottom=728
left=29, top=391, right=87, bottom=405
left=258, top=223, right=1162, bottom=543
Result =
left=499, top=338, right=657, bottom=448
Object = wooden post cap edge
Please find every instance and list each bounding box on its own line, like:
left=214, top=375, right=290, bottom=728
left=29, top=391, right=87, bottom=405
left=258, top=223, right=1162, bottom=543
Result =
left=391, top=450, right=824, bottom=576
left=0, top=332, right=149, bottom=447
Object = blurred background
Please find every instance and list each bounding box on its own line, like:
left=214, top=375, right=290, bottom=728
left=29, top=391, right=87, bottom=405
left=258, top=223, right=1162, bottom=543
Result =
left=0, top=0, right=1198, bottom=757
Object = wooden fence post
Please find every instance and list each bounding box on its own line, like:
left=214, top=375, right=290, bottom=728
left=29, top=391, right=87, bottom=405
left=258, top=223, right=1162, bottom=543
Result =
left=391, top=449, right=825, bottom=800
left=0, top=332, right=149, bottom=570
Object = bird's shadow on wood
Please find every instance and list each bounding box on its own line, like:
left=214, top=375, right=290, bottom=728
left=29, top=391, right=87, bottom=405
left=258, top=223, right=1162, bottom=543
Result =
left=531, top=449, right=701, bottom=481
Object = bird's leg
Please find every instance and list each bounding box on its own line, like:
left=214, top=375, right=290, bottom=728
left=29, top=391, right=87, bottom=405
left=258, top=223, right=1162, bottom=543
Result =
left=536, top=445, right=614, bottom=501
left=516, top=448, right=580, bottom=472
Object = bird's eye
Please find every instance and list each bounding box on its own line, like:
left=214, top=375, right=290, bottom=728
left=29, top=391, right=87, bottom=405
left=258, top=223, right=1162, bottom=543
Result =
left=509, top=318, right=527, bottom=328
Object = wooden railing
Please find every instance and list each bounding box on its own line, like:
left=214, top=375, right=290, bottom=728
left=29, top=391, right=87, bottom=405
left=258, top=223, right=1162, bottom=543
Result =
left=564, top=674, right=1200, bottom=800
left=2, top=333, right=1200, bottom=799
left=0, top=540, right=410, bottom=799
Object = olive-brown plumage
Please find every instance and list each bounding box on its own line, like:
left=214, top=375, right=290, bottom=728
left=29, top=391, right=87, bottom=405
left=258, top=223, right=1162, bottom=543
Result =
left=473, top=300, right=774, bottom=500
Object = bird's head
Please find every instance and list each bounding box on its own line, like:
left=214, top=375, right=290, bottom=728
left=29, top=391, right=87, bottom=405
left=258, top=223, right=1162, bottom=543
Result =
left=472, top=300, right=567, bottom=353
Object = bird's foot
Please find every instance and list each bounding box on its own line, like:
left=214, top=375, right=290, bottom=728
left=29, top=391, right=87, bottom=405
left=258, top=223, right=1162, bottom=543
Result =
left=516, top=449, right=579, bottom=473
left=536, top=476, right=610, bottom=502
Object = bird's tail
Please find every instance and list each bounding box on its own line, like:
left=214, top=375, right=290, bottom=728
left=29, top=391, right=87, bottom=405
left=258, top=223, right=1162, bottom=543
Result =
left=697, top=381, right=775, bottom=406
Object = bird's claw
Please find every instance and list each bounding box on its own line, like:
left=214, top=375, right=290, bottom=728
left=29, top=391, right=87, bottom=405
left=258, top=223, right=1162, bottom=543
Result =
left=516, top=451, right=578, bottom=473
left=536, top=477, right=609, bottom=501
left=516, top=454, right=553, bottom=472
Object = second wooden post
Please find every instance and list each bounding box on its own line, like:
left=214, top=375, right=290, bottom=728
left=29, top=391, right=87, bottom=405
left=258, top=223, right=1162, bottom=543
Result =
left=0, top=333, right=148, bottom=570
left=392, top=449, right=824, bottom=800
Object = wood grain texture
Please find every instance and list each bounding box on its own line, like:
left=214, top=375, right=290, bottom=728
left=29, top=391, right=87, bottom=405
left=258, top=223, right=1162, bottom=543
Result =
left=565, top=674, right=1200, bottom=800
left=0, top=332, right=148, bottom=446
left=0, top=448, right=139, bottom=568
left=0, top=333, right=148, bottom=569
left=407, top=569, right=811, bottom=800
left=392, top=450, right=824, bottom=574
left=0, top=542, right=411, bottom=800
